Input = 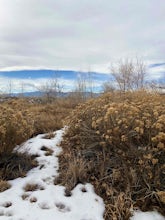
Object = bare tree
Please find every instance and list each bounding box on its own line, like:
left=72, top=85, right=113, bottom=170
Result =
left=102, top=81, right=115, bottom=93
left=87, top=69, right=95, bottom=98
left=133, top=57, right=146, bottom=89
left=6, top=80, right=13, bottom=96
left=111, top=57, right=146, bottom=92
left=39, top=73, right=63, bottom=102
left=19, top=81, right=25, bottom=97
left=149, top=80, right=165, bottom=94
left=74, top=72, right=87, bottom=101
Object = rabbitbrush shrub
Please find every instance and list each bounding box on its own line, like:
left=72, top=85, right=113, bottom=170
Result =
left=58, top=91, right=165, bottom=219
left=0, top=105, right=34, bottom=154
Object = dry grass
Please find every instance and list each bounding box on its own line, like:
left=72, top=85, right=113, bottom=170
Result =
left=0, top=97, right=78, bottom=155
left=41, top=146, right=54, bottom=156
left=105, top=192, right=133, bottom=220
left=23, top=183, right=44, bottom=192
left=0, top=96, right=78, bottom=182
left=57, top=91, right=165, bottom=219
left=0, top=180, right=11, bottom=192
left=0, top=92, right=164, bottom=218
left=21, top=193, right=30, bottom=200
left=42, top=132, right=55, bottom=139
left=61, top=157, right=88, bottom=192
left=0, top=152, right=38, bottom=181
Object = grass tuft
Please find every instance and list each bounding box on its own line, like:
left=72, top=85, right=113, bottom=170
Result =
left=24, top=183, right=44, bottom=192
left=0, top=152, right=38, bottom=180
left=0, top=180, right=11, bottom=192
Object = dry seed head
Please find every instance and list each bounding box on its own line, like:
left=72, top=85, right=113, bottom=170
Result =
left=143, top=154, right=152, bottom=160
left=138, top=159, right=143, bottom=165
left=104, top=116, right=109, bottom=122
left=134, top=127, right=140, bottom=133
left=155, top=123, right=163, bottom=130
left=91, top=121, right=97, bottom=129
left=118, top=120, right=122, bottom=125
left=139, top=128, right=144, bottom=135
left=143, top=113, right=151, bottom=117
left=157, top=142, right=164, bottom=150
left=107, top=129, right=112, bottom=134
left=151, top=158, right=158, bottom=165
left=96, top=118, right=102, bottom=124
left=153, top=111, right=159, bottom=117
left=105, top=135, right=110, bottom=140
left=121, top=135, right=127, bottom=142
left=107, top=107, right=115, bottom=114
left=151, top=137, right=157, bottom=142
left=157, top=132, right=165, bottom=141
left=157, top=191, right=165, bottom=204
left=100, top=141, right=106, bottom=147
left=145, top=120, right=151, bottom=128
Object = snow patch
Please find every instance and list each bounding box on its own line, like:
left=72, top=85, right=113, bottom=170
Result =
left=0, top=129, right=105, bottom=220
left=131, top=210, right=165, bottom=220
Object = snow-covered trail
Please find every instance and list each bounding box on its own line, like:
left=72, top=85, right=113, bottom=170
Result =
left=0, top=129, right=104, bottom=220
left=0, top=128, right=164, bottom=220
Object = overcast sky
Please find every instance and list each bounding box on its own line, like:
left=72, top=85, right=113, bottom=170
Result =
left=0, top=0, right=165, bottom=74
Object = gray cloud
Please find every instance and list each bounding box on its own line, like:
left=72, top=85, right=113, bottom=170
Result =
left=0, top=0, right=165, bottom=72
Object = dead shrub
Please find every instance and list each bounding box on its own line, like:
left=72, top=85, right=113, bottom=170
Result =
left=0, top=105, right=34, bottom=154
left=58, top=91, right=165, bottom=219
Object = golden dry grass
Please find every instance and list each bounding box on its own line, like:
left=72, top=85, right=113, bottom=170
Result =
left=23, top=183, right=44, bottom=192
left=0, top=96, right=78, bottom=184
left=0, top=97, right=77, bottom=155
left=0, top=92, right=164, bottom=218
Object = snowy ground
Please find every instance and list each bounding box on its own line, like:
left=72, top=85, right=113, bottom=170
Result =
left=0, top=128, right=164, bottom=220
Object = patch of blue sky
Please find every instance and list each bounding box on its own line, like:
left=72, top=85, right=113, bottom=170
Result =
left=148, top=63, right=165, bottom=68
left=0, top=70, right=111, bottom=82
left=0, top=70, right=53, bottom=79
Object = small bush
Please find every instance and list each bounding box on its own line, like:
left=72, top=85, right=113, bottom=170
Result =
left=0, top=105, right=34, bottom=154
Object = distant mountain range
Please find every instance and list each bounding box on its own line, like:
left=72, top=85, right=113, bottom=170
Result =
left=0, top=69, right=111, bottom=81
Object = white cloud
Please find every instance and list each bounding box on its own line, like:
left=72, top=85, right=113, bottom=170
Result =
left=0, top=76, right=81, bottom=93
left=0, top=76, right=47, bottom=93
left=0, top=0, right=165, bottom=74
left=147, top=64, right=165, bottom=81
